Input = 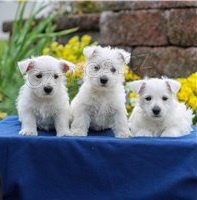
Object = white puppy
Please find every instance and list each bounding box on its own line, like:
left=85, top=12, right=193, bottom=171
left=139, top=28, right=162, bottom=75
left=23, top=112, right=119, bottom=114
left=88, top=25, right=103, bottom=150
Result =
left=71, top=46, right=131, bottom=137
left=17, top=55, right=74, bottom=136
left=128, top=78, right=193, bottom=137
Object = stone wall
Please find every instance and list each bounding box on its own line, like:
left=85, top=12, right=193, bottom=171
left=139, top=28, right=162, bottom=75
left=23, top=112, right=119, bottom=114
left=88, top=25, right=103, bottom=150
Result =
left=100, top=1, right=197, bottom=78
left=3, top=1, right=197, bottom=77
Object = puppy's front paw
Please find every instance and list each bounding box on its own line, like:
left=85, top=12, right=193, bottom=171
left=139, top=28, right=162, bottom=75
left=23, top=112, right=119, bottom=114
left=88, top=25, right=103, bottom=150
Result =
left=161, top=129, right=181, bottom=137
left=56, top=130, right=73, bottom=137
left=19, top=129, right=37, bottom=136
left=71, top=129, right=87, bottom=136
left=116, top=132, right=132, bottom=138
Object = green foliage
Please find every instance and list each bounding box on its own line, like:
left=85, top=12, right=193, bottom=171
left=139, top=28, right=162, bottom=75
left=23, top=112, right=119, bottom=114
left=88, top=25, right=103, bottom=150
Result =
left=0, top=2, right=77, bottom=114
left=0, top=40, right=7, bottom=55
left=193, top=110, right=197, bottom=125
left=67, top=78, right=81, bottom=102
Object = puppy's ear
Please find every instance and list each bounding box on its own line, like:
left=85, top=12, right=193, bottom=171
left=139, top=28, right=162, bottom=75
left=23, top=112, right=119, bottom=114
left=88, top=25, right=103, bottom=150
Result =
left=116, top=49, right=131, bottom=64
left=128, top=80, right=146, bottom=94
left=83, top=46, right=99, bottom=59
left=59, top=59, right=75, bottom=73
left=18, top=59, right=34, bottom=75
left=165, top=79, right=181, bottom=94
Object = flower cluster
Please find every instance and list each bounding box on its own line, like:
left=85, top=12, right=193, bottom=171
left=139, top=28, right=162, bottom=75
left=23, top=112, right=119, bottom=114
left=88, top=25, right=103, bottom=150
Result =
left=177, top=72, right=197, bottom=111
left=177, top=72, right=197, bottom=124
left=43, top=35, right=96, bottom=82
left=124, top=66, right=140, bottom=115
left=43, top=35, right=95, bottom=63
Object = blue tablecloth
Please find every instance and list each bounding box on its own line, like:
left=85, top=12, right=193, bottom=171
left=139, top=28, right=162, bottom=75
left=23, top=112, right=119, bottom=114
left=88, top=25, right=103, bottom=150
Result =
left=0, top=116, right=196, bottom=200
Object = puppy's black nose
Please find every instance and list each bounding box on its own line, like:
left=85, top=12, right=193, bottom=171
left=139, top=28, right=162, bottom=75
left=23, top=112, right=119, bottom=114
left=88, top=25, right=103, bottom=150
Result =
left=152, top=106, right=161, bottom=115
left=100, top=76, right=108, bottom=84
left=44, top=86, right=53, bottom=94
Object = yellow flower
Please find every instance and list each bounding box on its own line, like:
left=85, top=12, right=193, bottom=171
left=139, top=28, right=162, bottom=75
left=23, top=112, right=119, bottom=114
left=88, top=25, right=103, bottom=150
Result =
left=189, top=72, right=197, bottom=80
left=51, top=42, right=59, bottom=51
left=176, top=72, right=197, bottom=120
left=124, top=66, right=140, bottom=81
left=187, top=73, right=197, bottom=93
left=67, top=55, right=77, bottom=63
left=66, top=71, right=72, bottom=79
left=42, top=48, right=50, bottom=55
left=75, top=63, right=84, bottom=77
left=180, top=85, right=193, bottom=96
left=68, top=36, right=79, bottom=46
left=126, top=104, right=132, bottom=112
left=43, top=35, right=94, bottom=65
left=0, top=112, right=7, bottom=119
left=177, top=91, right=189, bottom=102
left=66, top=62, right=84, bottom=81
left=63, top=51, right=69, bottom=59
left=81, top=35, right=91, bottom=46
left=129, top=92, right=137, bottom=99
left=177, top=78, right=187, bottom=85
left=57, top=44, right=64, bottom=51
left=187, top=96, right=197, bottom=110
left=79, top=55, right=85, bottom=62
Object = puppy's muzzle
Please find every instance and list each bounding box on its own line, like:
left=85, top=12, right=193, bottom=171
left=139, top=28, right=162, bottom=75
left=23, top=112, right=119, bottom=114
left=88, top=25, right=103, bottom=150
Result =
left=100, top=75, right=108, bottom=85
left=44, top=86, right=53, bottom=94
left=152, top=106, right=161, bottom=116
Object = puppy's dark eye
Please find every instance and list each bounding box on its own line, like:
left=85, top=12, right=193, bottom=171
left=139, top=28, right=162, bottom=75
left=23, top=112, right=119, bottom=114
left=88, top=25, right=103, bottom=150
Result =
left=54, top=74, right=59, bottom=79
left=145, top=96, right=152, bottom=101
left=94, top=66, right=100, bottom=71
left=111, top=67, right=116, bottom=73
left=36, top=74, right=42, bottom=79
left=162, top=96, right=168, bottom=101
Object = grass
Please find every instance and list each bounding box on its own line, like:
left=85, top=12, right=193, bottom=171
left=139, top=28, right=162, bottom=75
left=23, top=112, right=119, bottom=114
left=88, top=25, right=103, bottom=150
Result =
left=0, top=40, right=8, bottom=55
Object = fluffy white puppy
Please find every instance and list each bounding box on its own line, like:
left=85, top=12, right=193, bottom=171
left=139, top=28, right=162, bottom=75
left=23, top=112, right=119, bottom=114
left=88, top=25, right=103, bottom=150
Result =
left=17, top=55, right=74, bottom=136
left=128, top=78, right=193, bottom=137
left=71, top=46, right=131, bottom=137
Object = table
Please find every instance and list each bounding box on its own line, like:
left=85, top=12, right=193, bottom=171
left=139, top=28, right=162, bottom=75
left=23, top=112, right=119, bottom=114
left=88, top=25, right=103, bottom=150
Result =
left=0, top=116, right=196, bottom=200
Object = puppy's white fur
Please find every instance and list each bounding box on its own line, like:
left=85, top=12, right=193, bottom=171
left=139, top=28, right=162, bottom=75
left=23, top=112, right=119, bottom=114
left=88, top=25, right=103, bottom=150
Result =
left=128, top=78, right=193, bottom=137
left=71, top=46, right=131, bottom=137
left=17, top=55, right=74, bottom=136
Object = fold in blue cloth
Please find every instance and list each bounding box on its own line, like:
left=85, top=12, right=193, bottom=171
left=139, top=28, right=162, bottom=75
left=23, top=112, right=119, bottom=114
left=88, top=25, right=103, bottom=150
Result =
left=0, top=116, right=196, bottom=200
